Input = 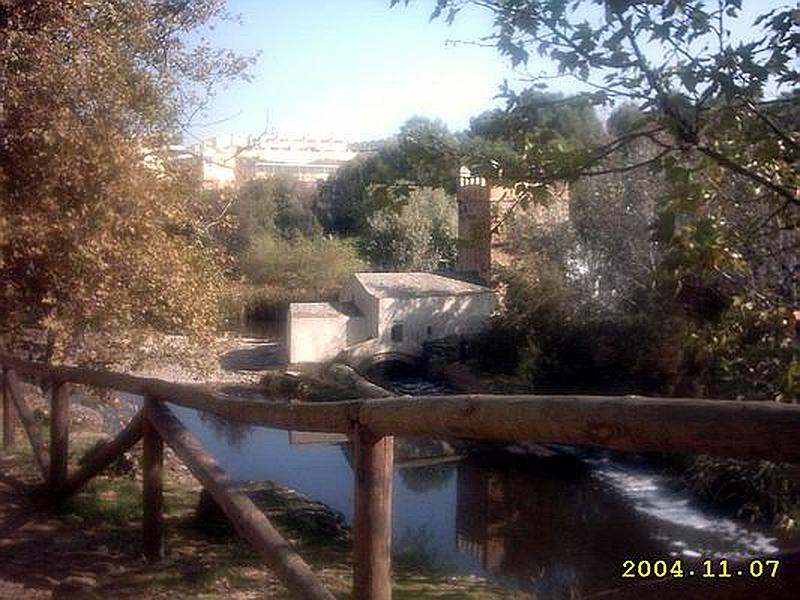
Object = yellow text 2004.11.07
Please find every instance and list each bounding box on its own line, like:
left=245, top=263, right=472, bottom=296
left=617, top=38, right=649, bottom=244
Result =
left=621, top=559, right=780, bottom=579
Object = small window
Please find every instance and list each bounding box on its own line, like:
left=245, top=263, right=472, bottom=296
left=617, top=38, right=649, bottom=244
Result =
left=390, top=323, right=404, bottom=343
left=426, top=325, right=433, bottom=337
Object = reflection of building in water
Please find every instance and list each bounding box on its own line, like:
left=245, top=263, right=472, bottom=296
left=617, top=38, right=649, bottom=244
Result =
left=454, top=458, right=667, bottom=598
left=456, top=462, right=506, bottom=572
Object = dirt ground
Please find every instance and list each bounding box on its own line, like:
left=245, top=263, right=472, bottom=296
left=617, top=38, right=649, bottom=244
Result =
left=0, top=443, right=525, bottom=600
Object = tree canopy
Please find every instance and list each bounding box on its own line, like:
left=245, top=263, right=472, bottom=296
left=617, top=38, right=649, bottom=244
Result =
left=417, top=0, right=798, bottom=196
left=0, top=1, right=252, bottom=362
left=406, top=0, right=798, bottom=301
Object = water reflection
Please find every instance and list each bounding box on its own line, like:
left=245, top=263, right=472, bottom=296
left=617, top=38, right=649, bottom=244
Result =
left=398, top=463, right=454, bottom=493
left=453, top=455, right=787, bottom=598
left=394, top=523, right=443, bottom=572
left=455, top=457, right=664, bottom=597
left=197, top=411, right=254, bottom=450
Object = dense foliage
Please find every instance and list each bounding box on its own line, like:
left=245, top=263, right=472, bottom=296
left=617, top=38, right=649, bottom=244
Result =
left=359, top=188, right=457, bottom=271
left=392, top=0, right=799, bottom=402
left=315, top=117, right=461, bottom=235
left=203, top=176, right=363, bottom=324
left=0, top=1, right=252, bottom=362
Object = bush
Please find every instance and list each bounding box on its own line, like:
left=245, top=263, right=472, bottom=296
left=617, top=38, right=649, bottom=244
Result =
left=242, top=234, right=363, bottom=290
left=689, top=296, right=798, bottom=402
left=358, top=187, right=457, bottom=271
left=486, top=261, right=693, bottom=395
left=220, top=234, right=364, bottom=324
left=681, top=455, right=800, bottom=525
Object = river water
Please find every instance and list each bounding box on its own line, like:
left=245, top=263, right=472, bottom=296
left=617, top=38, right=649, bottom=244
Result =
left=163, top=380, right=795, bottom=599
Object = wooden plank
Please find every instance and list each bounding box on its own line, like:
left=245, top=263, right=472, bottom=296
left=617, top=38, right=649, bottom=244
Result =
left=352, top=425, right=393, bottom=600
left=2, top=368, right=16, bottom=449
left=50, top=381, right=70, bottom=490
left=143, top=398, right=164, bottom=563
left=358, top=395, right=800, bottom=463
left=146, top=401, right=336, bottom=600
left=0, top=353, right=357, bottom=434
left=5, top=369, right=49, bottom=480
left=4, top=354, right=800, bottom=463
left=56, top=410, right=144, bottom=500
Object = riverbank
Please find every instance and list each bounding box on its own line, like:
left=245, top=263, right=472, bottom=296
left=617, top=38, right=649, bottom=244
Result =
left=0, top=339, right=527, bottom=599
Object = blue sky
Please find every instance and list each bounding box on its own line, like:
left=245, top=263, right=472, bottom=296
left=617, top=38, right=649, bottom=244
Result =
left=188, top=0, right=517, bottom=142
left=188, top=0, right=789, bottom=143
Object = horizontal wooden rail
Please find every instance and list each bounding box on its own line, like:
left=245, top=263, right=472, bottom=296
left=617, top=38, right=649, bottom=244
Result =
left=3, top=353, right=800, bottom=463
left=0, top=353, right=357, bottom=434
left=146, top=400, right=336, bottom=600
left=358, top=395, right=800, bottom=463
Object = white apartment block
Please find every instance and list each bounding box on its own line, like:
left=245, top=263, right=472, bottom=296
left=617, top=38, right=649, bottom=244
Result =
left=183, top=134, right=358, bottom=189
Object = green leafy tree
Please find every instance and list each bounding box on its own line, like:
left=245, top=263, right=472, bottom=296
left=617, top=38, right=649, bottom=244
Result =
left=0, top=1, right=253, bottom=363
left=414, top=1, right=798, bottom=289
left=359, top=188, right=458, bottom=271
left=236, top=177, right=321, bottom=243
left=315, top=117, right=461, bottom=234
left=242, top=235, right=363, bottom=292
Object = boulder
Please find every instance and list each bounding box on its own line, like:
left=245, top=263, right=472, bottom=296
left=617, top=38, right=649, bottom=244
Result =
left=196, top=481, right=350, bottom=545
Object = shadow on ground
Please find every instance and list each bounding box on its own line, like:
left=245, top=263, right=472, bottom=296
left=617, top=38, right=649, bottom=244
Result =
left=219, top=342, right=285, bottom=373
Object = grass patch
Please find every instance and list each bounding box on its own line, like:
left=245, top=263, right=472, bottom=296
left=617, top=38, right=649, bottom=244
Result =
left=65, top=477, right=143, bottom=527
left=393, top=572, right=527, bottom=599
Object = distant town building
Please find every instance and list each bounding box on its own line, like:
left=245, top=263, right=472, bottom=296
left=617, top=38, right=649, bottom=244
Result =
left=178, top=134, right=358, bottom=189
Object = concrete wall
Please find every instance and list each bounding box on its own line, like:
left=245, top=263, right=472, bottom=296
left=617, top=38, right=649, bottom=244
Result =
left=377, top=292, right=496, bottom=348
left=340, top=277, right=380, bottom=338
left=288, top=303, right=368, bottom=364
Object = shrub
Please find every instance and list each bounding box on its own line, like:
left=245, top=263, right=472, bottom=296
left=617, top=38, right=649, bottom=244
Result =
left=220, top=234, right=363, bottom=324
left=681, top=455, right=800, bottom=525
left=242, top=234, right=363, bottom=290
left=358, top=188, right=457, bottom=271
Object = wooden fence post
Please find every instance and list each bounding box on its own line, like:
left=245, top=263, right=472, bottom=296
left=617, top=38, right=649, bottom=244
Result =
left=50, top=380, right=70, bottom=490
left=56, top=411, right=144, bottom=501
left=5, top=369, right=49, bottom=480
left=147, top=401, right=336, bottom=600
left=143, top=397, right=164, bottom=563
left=352, top=424, right=394, bottom=600
left=2, top=367, right=15, bottom=449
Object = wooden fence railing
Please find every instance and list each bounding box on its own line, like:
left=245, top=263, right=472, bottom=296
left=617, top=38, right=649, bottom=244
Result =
left=1, top=352, right=800, bottom=600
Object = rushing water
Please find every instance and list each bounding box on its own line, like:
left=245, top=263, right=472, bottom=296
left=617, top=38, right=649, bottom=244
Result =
left=163, top=390, right=794, bottom=599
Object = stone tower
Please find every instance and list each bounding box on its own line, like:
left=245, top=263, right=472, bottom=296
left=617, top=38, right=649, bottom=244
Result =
left=456, top=170, right=492, bottom=284
left=457, top=167, right=571, bottom=285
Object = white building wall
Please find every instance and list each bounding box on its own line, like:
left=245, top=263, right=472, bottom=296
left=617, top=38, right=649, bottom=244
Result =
left=340, top=278, right=380, bottom=338
left=288, top=302, right=369, bottom=364
left=376, top=293, right=496, bottom=347
left=288, top=315, right=348, bottom=364
left=289, top=275, right=496, bottom=365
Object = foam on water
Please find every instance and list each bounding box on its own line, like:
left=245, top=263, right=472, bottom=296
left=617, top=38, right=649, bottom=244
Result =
left=589, top=458, right=781, bottom=560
